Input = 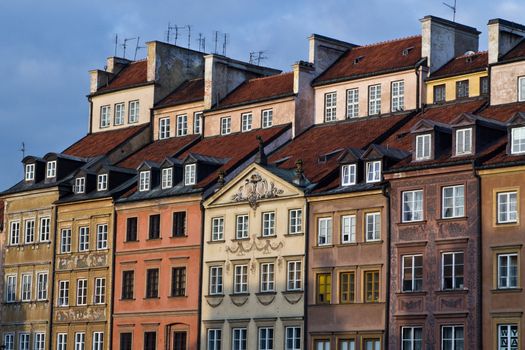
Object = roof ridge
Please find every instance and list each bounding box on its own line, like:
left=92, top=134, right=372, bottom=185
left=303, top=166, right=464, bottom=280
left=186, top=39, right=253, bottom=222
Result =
left=455, top=50, right=488, bottom=59
left=247, top=72, right=293, bottom=82
left=352, top=34, right=421, bottom=50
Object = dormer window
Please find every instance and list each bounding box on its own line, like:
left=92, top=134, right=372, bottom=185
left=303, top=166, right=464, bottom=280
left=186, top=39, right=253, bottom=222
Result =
left=75, top=177, right=86, bottom=194
left=511, top=127, right=525, bottom=154
left=97, top=174, right=108, bottom=191
left=519, top=77, right=525, bottom=102
left=139, top=171, right=150, bottom=192
left=25, top=164, right=35, bottom=181
left=366, top=161, right=381, bottom=183
left=161, top=168, right=173, bottom=189
left=415, top=134, right=431, bottom=160
left=46, top=161, right=57, bottom=178
left=456, top=128, right=472, bottom=156
left=341, top=164, right=356, bottom=186
left=184, top=164, right=196, bottom=186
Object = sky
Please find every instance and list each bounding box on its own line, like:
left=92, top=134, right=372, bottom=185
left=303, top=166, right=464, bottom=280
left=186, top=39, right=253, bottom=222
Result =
left=0, top=0, right=524, bottom=190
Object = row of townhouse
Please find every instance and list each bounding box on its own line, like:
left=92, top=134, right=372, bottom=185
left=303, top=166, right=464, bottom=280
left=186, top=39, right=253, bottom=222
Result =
left=1, top=14, right=525, bottom=350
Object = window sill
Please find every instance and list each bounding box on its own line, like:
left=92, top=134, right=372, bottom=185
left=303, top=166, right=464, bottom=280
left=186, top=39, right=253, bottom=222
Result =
left=491, top=288, right=523, bottom=294
left=397, top=220, right=427, bottom=226
left=229, top=293, right=250, bottom=297
left=205, top=294, right=225, bottom=298
left=395, top=290, right=428, bottom=296
left=146, top=237, right=162, bottom=241
left=435, top=288, right=469, bottom=295
left=257, top=235, right=277, bottom=240
left=124, top=240, right=139, bottom=243
left=436, top=217, right=468, bottom=223
left=282, top=290, right=303, bottom=295
left=336, top=242, right=358, bottom=247
left=143, top=297, right=160, bottom=300
left=168, top=295, right=188, bottom=299
left=314, top=244, right=334, bottom=249
left=119, top=298, right=136, bottom=301
left=231, top=238, right=250, bottom=242
left=170, top=235, right=187, bottom=239
left=362, top=240, right=383, bottom=245
left=284, top=232, right=304, bottom=237
left=207, top=240, right=225, bottom=244
left=255, top=291, right=277, bottom=296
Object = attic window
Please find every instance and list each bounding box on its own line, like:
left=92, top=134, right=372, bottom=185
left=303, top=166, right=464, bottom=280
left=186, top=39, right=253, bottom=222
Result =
left=366, top=161, right=381, bottom=183
left=353, top=56, right=364, bottom=64
left=455, top=128, right=472, bottom=156
left=511, top=126, right=525, bottom=155
left=415, top=134, right=431, bottom=160
left=402, top=47, right=414, bottom=56
left=162, top=168, right=173, bottom=189
left=25, top=164, right=35, bottom=181
left=46, top=161, right=57, bottom=178
left=139, top=171, right=150, bottom=192
left=97, top=174, right=108, bottom=191
left=318, top=148, right=344, bottom=163
left=75, top=177, right=86, bottom=194
left=184, top=164, right=196, bottom=186
left=341, top=164, right=356, bottom=186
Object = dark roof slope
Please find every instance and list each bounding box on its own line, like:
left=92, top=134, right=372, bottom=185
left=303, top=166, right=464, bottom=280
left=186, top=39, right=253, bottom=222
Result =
left=314, top=35, right=422, bottom=85
left=63, top=125, right=148, bottom=159
left=500, top=39, right=525, bottom=63
left=155, top=78, right=204, bottom=109
left=97, top=60, right=149, bottom=93
left=429, top=51, right=487, bottom=80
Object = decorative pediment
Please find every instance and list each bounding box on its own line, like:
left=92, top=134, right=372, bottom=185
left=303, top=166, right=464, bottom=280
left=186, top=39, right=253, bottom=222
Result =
left=507, top=112, right=525, bottom=127
left=450, top=112, right=477, bottom=127
left=338, top=148, right=363, bottom=164
left=231, top=172, right=284, bottom=209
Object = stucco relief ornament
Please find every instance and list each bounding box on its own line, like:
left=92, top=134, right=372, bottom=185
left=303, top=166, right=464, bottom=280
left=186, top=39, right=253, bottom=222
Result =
left=226, top=235, right=284, bottom=256
left=231, top=173, right=284, bottom=209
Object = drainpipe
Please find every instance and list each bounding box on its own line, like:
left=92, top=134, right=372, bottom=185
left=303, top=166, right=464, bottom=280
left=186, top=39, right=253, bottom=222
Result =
left=384, top=185, right=391, bottom=349
left=415, top=67, right=421, bottom=111
left=303, top=199, right=310, bottom=350
left=109, top=205, right=118, bottom=350
left=48, top=203, right=58, bottom=350
left=88, top=96, right=93, bottom=134
left=197, top=200, right=206, bottom=350
left=473, top=166, right=483, bottom=349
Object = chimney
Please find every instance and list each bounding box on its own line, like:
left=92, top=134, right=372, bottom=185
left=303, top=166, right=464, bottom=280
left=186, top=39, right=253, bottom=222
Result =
left=292, top=61, right=316, bottom=136
left=421, top=16, right=480, bottom=74
left=89, top=69, right=112, bottom=94
left=254, top=136, right=267, bottom=165
left=308, top=34, right=356, bottom=76
left=488, top=18, right=525, bottom=64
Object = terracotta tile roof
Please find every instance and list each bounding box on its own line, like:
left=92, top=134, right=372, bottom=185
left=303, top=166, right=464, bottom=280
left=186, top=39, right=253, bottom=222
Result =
left=478, top=101, right=525, bottom=122
left=314, top=36, right=422, bottom=85
left=429, top=51, right=487, bottom=80
left=63, top=125, right=148, bottom=159
left=216, top=73, right=294, bottom=109
left=118, top=134, right=200, bottom=169
left=500, top=39, right=525, bottom=62
left=155, top=78, right=204, bottom=109
left=97, top=60, right=148, bottom=93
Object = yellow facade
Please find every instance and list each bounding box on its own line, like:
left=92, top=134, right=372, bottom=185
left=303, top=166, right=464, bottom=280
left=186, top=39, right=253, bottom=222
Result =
left=426, top=70, right=488, bottom=104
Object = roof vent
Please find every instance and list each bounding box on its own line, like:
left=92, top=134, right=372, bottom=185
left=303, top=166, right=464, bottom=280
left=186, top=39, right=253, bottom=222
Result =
left=464, top=50, right=476, bottom=56
left=402, top=47, right=414, bottom=56
left=353, top=56, right=364, bottom=64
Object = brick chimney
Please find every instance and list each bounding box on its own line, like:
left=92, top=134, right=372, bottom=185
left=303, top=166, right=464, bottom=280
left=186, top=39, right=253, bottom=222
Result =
left=488, top=18, right=525, bottom=64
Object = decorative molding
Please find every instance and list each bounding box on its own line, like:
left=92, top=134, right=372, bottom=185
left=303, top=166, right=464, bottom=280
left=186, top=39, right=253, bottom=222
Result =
left=231, top=173, right=284, bottom=209
left=226, top=235, right=284, bottom=257
left=230, top=294, right=249, bottom=307
left=282, top=292, right=303, bottom=305
left=205, top=295, right=224, bottom=308
left=256, top=293, right=276, bottom=306
left=54, top=306, right=106, bottom=322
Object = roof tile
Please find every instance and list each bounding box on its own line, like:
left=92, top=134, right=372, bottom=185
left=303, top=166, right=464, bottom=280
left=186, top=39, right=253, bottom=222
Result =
left=97, top=60, right=148, bottom=93
left=429, top=52, right=487, bottom=80
left=155, top=78, right=204, bottom=109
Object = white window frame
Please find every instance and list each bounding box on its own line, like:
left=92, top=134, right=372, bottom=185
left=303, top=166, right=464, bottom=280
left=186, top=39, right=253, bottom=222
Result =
left=159, top=117, right=171, bottom=140
left=365, top=212, right=381, bottom=241
left=212, top=217, right=224, bottom=241
left=3, top=333, right=14, bottom=350
left=39, top=217, right=50, bottom=242
left=35, top=333, right=46, bottom=350
left=46, top=160, right=57, bottom=178
left=74, top=332, right=85, bottom=350
left=37, top=272, right=48, bottom=301
left=391, top=80, right=405, bottom=112
left=58, top=280, right=69, bottom=307
left=341, top=164, right=356, bottom=186
left=258, top=327, right=274, bottom=350
left=519, top=76, right=525, bottom=102
left=341, top=215, right=356, bottom=244
left=79, top=226, right=89, bottom=252
left=441, top=252, right=464, bottom=290
left=511, top=126, right=525, bottom=154
left=366, top=161, right=381, bottom=183
left=260, top=263, right=275, bottom=292
left=114, top=102, right=125, bottom=125
left=57, top=333, right=68, bottom=350
left=25, top=163, right=35, bottom=181
left=139, top=171, right=150, bottom=192
left=497, top=191, right=518, bottom=224
left=177, top=114, right=188, bottom=136
left=287, top=261, right=302, bottom=291
left=194, top=112, right=203, bottom=134
left=25, top=219, right=35, bottom=244
left=18, top=333, right=30, bottom=350
left=262, top=109, right=273, bottom=128
left=401, top=327, right=422, bottom=350
left=60, top=228, right=72, bottom=253
left=415, top=134, right=431, bottom=160
left=232, top=328, right=247, bottom=350
left=241, top=113, right=253, bottom=132
left=76, top=278, right=87, bottom=306
left=21, top=273, right=32, bottom=301
left=75, top=177, right=86, bottom=194
left=498, top=324, right=519, bottom=350
left=368, top=84, right=381, bottom=115
left=324, top=92, right=337, bottom=122
left=128, top=100, right=139, bottom=123
left=402, top=255, right=423, bottom=292
left=442, top=185, right=465, bottom=219
left=234, top=265, right=248, bottom=294
left=441, top=325, right=464, bottom=350
left=346, top=88, right=359, bottom=118
left=498, top=253, right=519, bottom=289
left=289, top=209, right=303, bottom=234
left=100, top=105, right=111, bottom=128
left=455, top=128, right=472, bottom=155
left=97, top=174, right=108, bottom=191
left=236, top=214, right=249, bottom=239
left=262, top=212, right=275, bottom=237
left=317, top=217, right=333, bottom=246
left=207, top=329, right=222, bottom=350
left=94, top=278, right=106, bottom=304
left=402, top=190, right=424, bottom=222
left=96, top=224, right=108, bottom=250
left=10, top=221, right=20, bottom=245
left=285, top=326, right=301, bottom=350
left=221, top=117, right=231, bottom=135
left=161, top=167, right=173, bottom=189
left=184, top=164, right=196, bottom=186
left=5, top=274, right=17, bottom=302
left=92, top=331, right=104, bottom=350
left=209, top=266, right=223, bottom=295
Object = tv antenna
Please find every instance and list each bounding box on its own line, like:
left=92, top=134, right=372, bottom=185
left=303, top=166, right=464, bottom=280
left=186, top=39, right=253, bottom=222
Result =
left=249, top=51, right=268, bottom=65
left=197, top=33, right=206, bottom=52
left=114, top=34, right=119, bottom=57
left=20, top=142, right=26, bottom=159
left=222, top=33, right=229, bottom=56
left=443, top=0, right=457, bottom=22
left=213, top=31, right=220, bottom=54
left=134, top=36, right=146, bottom=60
left=122, top=37, right=137, bottom=59
left=187, top=25, right=192, bottom=49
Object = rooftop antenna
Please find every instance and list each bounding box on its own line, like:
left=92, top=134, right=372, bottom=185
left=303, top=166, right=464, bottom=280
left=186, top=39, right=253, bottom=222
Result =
left=187, top=25, right=192, bottom=49
left=114, top=34, right=119, bottom=57
left=134, top=36, right=146, bottom=60
left=222, top=33, right=229, bottom=56
left=197, top=33, right=206, bottom=52
left=213, top=30, right=220, bottom=54
left=249, top=51, right=268, bottom=65
left=122, top=37, right=137, bottom=59
left=20, top=142, right=25, bottom=160
left=443, top=0, right=457, bottom=22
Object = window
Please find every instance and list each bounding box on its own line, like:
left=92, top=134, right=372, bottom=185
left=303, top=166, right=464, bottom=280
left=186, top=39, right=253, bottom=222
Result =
left=172, top=212, right=186, bottom=237
left=38, top=217, right=50, bottom=242
left=498, top=324, right=519, bottom=350
left=456, top=80, right=469, bottom=99
left=497, top=192, right=518, bottom=224
left=146, top=269, right=159, bottom=298
left=258, top=327, right=273, bottom=350
left=209, top=266, right=223, bottom=295
left=441, top=326, right=464, bottom=350
left=363, top=338, right=380, bottom=350
left=221, top=117, right=231, bottom=135
left=149, top=214, right=160, bottom=239
left=498, top=253, right=518, bottom=289
left=314, top=340, right=330, bottom=350
left=241, top=113, right=253, bottom=132
left=364, top=270, right=379, bottom=302
left=21, top=274, right=32, bottom=301
left=171, top=267, right=186, bottom=296
left=25, top=163, right=35, bottom=181
left=234, top=265, right=248, bottom=294
left=262, top=212, right=275, bottom=237
left=341, top=215, right=356, bottom=244
left=77, top=279, right=87, bottom=305
left=19, top=333, right=30, bottom=350
left=120, top=333, right=132, bottom=350
left=317, top=217, right=332, bottom=246
left=368, top=84, right=381, bottom=115
left=60, top=228, right=72, bottom=253
left=47, top=160, right=57, bottom=178
left=480, top=76, right=489, bottom=95
left=75, top=177, right=86, bottom=194
left=346, top=88, right=359, bottom=118
left=194, top=112, right=203, bottom=134
left=94, top=277, right=106, bottom=304
left=97, top=224, right=108, bottom=250
left=402, top=255, right=423, bottom=292
left=317, top=273, right=332, bottom=304
left=392, top=80, right=405, bottom=112
left=75, top=332, right=85, bottom=350
left=341, top=164, right=356, bottom=186
left=128, top=100, right=139, bottom=123
left=122, top=271, right=134, bottom=299
left=434, top=84, right=446, bottom=103
left=455, top=128, right=473, bottom=156
left=126, top=217, right=138, bottom=242
left=338, top=339, right=355, bottom=350
left=366, top=212, right=381, bottom=241
left=57, top=333, right=68, bottom=350
left=287, top=261, right=302, bottom=291
left=9, top=221, right=20, bottom=245
left=184, top=164, right=196, bottom=186
left=366, top=161, right=381, bottom=183
left=324, top=92, right=337, bottom=121
left=161, top=168, right=173, bottom=189
left=37, top=272, right=48, bottom=300
left=289, top=209, right=303, bottom=234
left=5, top=275, right=16, bottom=302
left=236, top=215, right=249, bottom=239
left=93, top=332, right=104, bottom=350
left=442, top=185, right=465, bottom=218
left=3, top=333, right=14, bottom=350
left=511, top=127, right=525, bottom=154
left=139, top=171, right=150, bottom=191
left=25, top=219, right=35, bottom=244
left=285, top=327, right=301, bottom=350
left=519, top=76, right=525, bottom=102
left=79, top=226, right=89, bottom=252
left=340, top=272, right=355, bottom=303
left=260, top=263, right=275, bottom=292
left=212, top=217, right=224, bottom=241
left=262, top=109, right=273, bottom=128
left=173, top=332, right=187, bottom=350
left=58, top=280, right=69, bottom=306
left=35, top=333, right=45, bottom=350
left=207, top=329, right=222, bottom=350
left=442, top=252, right=464, bottom=290
left=114, top=102, right=125, bottom=125
left=232, top=328, right=247, bottom=350
left=176, top=114, right=188, bottom=136
left=100, top=105, right=111, bottom=127
left=402, top=327, right=422, bottom=350
left=402, top=190, right=424, bottom=222
left=144, top=332, right=156, bottom=350
left=415, top=134, right=431, bottom=160
left=97, top=174, right=108, bottom=191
